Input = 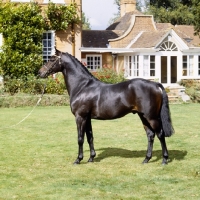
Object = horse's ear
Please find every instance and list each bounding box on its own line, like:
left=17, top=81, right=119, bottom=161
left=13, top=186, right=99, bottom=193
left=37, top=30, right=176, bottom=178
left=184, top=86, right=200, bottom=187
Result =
left=54, top=47, right=61, bottom=56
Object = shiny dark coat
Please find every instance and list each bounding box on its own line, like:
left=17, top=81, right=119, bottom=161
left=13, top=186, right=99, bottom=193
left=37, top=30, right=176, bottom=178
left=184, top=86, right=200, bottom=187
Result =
left=38, top=49, right=174, bottom=165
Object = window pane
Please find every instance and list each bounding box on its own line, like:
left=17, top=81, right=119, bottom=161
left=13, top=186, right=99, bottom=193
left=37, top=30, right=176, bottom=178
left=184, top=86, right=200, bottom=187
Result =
left=86, top=55, right=101, bottom=71
left=42, top=32, right=54, bottom=63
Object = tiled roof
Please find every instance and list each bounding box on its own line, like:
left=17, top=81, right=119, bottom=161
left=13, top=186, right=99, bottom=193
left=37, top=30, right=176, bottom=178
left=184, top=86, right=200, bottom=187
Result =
left=82, top=11, right=200, bottom=49
left=174, top=25, right=200, bottom=47
left=82, top=30, right=121, bottom=48
left=130, top=31, right=168, bottom=48
left=106, top=10, right=143, bottom=31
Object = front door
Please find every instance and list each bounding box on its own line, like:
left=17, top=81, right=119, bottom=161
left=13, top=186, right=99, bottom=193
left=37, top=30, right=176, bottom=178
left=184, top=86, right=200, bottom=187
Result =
left=161, top=56, right=177, bottom=84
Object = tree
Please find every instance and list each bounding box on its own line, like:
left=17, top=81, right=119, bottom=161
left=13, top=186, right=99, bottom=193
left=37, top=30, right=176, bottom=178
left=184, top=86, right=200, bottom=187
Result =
left=0, top=1, right=80, bottom=79
left=82, top=12, right=91, bottom=30
left=0, top=2, right=45, bottom=79
left=192, top=0, right=200, bottom=36
left=147, top=0, right=194, bottom=25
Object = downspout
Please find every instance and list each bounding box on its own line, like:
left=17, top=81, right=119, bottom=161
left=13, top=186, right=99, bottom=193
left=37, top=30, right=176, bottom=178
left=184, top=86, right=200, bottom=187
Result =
left=71, top=0, right=75, bottom=56
left=71, top=23, right=75, bottom=56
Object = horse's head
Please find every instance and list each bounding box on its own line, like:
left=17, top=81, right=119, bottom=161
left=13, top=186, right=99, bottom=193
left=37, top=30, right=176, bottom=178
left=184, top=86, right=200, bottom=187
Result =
left=38, top=49, right=62, bottom=78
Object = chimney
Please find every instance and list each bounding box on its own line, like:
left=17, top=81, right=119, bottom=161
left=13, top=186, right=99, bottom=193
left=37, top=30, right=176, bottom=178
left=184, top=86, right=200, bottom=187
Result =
left=120, top=0, right=136, bottom=17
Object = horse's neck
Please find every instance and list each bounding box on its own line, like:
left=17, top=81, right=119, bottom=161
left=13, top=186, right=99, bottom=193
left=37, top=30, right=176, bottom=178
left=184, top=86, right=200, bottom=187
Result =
left=62, top=64, right=91, bottom=96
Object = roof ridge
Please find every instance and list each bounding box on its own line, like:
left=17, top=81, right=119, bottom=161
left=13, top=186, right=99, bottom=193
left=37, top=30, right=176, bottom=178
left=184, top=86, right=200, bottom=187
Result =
left=126, top=31, right=144, bottom=48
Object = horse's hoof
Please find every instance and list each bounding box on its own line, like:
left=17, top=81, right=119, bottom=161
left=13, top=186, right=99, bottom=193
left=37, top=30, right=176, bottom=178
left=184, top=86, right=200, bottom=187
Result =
left=142, top=158, right=150, bottom=164
left=88, top=158, right=94, bottom=162
left=73, top=160, right=80, bottom=165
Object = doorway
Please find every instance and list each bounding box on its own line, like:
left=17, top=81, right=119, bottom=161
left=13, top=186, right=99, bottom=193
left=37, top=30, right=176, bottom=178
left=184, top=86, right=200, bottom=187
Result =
left=161, top=56, right=177, bottom=84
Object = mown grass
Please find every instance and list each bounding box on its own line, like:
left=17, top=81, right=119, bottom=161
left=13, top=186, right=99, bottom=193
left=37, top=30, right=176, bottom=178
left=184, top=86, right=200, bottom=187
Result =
left=0, top=104, right=200, bottom=199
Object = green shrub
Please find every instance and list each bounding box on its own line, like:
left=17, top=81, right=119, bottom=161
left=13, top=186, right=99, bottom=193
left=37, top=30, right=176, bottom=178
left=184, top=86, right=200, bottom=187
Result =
left=180, top=79, right=200, bottom=102
left=0, top=1, right=80, bottom=79
left=93, top=66, right=125, bottom=84
left=0, top=2, right=45, bottom=78
left=2, top=73, right=66, bottom=95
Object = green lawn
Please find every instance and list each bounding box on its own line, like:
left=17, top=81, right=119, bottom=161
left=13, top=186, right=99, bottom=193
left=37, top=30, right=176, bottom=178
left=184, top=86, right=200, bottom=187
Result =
left=0, top=104, right=200, bottom=199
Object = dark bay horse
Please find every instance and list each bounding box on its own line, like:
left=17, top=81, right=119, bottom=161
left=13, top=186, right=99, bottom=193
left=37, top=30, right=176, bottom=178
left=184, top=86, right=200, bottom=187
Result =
left=38, top=49, right=174, bottom=165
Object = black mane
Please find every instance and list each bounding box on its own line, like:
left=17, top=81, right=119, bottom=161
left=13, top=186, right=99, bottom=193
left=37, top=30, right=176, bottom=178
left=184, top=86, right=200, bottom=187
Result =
left=65, top=52, right=100, bottom=82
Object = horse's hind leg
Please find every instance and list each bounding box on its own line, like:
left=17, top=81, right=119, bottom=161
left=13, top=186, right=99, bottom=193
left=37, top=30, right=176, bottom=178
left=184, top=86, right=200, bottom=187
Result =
left=138, top=114, right=155, bottom=164
left=156, top=131, right=169, bottom=165
left=86, top=117, right=96, bottom=162
left=143, top=127, right=155, bottom=163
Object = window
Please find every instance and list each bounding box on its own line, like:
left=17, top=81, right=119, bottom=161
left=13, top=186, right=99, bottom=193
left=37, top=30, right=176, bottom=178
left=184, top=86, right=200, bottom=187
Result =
left=150, top=56, right=155, bottom=76
left=182, top=55, right=194, bottom=76
left=182, top=56, right=187, bottom=76
left=133, top=55, right=139, bottom=76
left=198, top=56, right=200, bottom=75
left=160, top=41, right=178, bottom=51
left=124, top=55, right=139, bottom=77
left=143, top=55, right=155, bottom=77
left=86, top=55, right=102, bottom=71
left=42, top=31, right=55, bottom=64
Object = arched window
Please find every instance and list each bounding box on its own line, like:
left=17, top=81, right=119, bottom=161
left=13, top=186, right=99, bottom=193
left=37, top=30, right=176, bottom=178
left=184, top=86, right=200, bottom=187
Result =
left=160, top=41, right=178, bottom=51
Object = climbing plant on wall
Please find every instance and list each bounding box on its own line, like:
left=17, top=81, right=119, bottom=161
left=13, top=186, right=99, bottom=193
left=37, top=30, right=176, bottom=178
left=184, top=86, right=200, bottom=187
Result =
left=46, top=2, right=80, bottom=31
left=0, top=1, right=80, bottom=80
left=0, top=2, right=45, bottom=79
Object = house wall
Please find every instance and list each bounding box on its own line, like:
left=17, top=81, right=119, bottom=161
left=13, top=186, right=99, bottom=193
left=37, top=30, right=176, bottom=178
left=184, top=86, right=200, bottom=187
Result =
left=82, top=52, right=113, bottom=68
left=117, top=56, right=124, bottom=74
left=40, top=0, right=82, bottom=59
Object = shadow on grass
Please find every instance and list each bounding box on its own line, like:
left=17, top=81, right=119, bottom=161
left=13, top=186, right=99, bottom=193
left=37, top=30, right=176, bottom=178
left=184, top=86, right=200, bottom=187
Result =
left=95, top=147, right=187, bottom=163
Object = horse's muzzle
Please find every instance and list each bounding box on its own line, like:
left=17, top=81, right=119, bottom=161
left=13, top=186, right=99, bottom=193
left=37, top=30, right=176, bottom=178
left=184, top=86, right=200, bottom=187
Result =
left=38, top=68, right=48, bottom=78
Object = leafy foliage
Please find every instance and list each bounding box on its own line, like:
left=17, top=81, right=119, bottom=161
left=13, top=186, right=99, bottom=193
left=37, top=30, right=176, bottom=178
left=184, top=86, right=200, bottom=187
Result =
left=147, top=0, right=194, bottom=25
left=0, top=1, right=80, bottom=81
left=93, top=66, right=125, bottom=84
left=3, top=73, right=66, bottom=95
left=82, top=12, right=91, bottom=30
left=0, top=2, right=45, bottom=79
left=180, top=79, right=200, bottom=102
left=46, top=2, right=80, bottom=31
left=192, top=0, right=200, bottom=36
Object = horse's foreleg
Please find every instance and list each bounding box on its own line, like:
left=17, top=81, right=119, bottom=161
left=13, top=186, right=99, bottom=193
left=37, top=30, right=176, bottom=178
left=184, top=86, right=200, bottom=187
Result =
left=143, top=127, right=155, bottom=164
left=74, top=116, right=86, bottom=164
left=86, top=117, right=96, bottom=162
left=156, top=131, right=169, bottom=165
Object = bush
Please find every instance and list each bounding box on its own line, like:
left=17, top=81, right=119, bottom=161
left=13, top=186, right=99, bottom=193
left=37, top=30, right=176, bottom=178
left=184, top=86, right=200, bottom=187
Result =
left=2, top=73, right=66, bottom=95
left=180, top=79, right=200, bottom=102
left=0, top=2, right=45, bottom=78
left=93, top=66, right=125, bottom=84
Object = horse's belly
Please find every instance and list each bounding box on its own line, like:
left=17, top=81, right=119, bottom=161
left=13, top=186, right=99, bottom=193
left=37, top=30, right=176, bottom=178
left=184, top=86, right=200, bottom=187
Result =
left=91, top=104, right=132, bottom=120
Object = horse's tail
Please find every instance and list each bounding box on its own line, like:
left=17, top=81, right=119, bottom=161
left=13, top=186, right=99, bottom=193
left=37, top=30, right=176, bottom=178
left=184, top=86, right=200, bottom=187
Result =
left=158, top=83, right=174, bottom=137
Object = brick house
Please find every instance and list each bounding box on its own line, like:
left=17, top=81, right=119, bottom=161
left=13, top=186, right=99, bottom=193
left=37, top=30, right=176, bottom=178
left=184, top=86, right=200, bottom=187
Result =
left=81, top=0, right=200, bottom=88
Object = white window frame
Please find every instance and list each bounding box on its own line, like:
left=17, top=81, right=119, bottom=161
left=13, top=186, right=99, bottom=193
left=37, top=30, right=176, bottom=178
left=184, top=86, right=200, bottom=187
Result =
left=86, top=55, right=102, bottom=72
left=198, top=56, right=200, bottom=76
left=143, top=55, right=156, bottom=77
left=42, top=31, right=55, bottom=64
left=125, top=55, right=139, bottom=78
left=160, top=41, right=178, bottom=51
left=182, top=55, right=194, bottom=76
